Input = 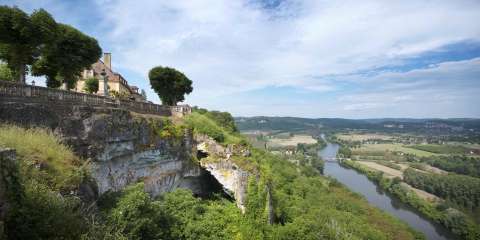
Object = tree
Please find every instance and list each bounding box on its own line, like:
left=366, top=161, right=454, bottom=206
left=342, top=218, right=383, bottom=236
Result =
left=0, top=6, right=32, bottom=83
left=148, top=66, right=193, bottom=106
left=0, top=7, right=56, bottom=83
left=83, top=77, right=99, bottom=93
left=0, top=62, right=13, bottom=81
left=32, top=23, right=101, bottom=89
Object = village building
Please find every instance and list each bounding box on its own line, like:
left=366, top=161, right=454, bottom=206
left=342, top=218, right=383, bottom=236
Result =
left=75, top=53, right=147, bottom=102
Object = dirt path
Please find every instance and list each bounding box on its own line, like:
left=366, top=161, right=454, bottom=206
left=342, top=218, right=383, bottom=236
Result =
left=401, top=183, right=440, bottom=202
left=357, top=161, right=404, bottom=179
left=357, top=161, right=441, bottom=202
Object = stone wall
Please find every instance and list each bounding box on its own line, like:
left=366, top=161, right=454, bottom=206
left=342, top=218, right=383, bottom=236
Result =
left=0, top=80, right=191, bottom=117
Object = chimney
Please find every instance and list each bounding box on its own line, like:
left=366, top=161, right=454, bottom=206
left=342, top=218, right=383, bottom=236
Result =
left=103, top=52, right=112, bottom=70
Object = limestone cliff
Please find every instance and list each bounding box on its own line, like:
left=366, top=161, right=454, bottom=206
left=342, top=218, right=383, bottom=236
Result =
left=0, top=102, right=250, bottom=209
left=195, top=134, right=250, bottom=212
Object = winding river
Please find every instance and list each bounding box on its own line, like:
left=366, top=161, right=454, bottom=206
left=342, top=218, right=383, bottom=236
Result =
left=319, top=138, right=458, bottom=240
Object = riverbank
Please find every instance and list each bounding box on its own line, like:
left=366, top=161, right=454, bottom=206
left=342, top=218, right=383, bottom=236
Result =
left=341, top=159, right=480, bottom=240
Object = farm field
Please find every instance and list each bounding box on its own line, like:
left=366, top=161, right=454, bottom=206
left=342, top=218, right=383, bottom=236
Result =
left=336, top=133, right=393, bottom=141
left=352, top=143, right=439, bottom=157
left=268, top=134, right=317, bottom=147
left=408, top=144, right=477, bottom=155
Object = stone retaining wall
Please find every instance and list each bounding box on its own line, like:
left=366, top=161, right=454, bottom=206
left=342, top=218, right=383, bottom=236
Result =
left=0, top=80, right=191, bottom=117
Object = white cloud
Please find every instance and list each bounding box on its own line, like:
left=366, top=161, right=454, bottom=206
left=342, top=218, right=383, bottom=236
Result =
left=94, top=0, right=480, bottom=103
left=4, top=0, right=480, bottom=117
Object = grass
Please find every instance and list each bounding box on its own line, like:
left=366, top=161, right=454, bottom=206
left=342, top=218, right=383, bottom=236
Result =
left=185, top=112, right=243, bottom=145
left=0, top=124, right=87, bottom=191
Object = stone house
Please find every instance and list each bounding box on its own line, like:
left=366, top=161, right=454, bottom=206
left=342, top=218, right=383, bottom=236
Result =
left=75, top=53, right=147, bottom=102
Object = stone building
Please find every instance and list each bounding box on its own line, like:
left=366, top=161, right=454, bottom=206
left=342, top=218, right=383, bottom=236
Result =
left=75, top=53, right=147, bottom=102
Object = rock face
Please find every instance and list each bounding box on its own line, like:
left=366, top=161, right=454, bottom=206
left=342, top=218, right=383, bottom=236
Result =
left=0, top=102, right=198, bottom=196
left=195, top=135, right=250, bottom=212
left=0, top=101, right=250, bottom=210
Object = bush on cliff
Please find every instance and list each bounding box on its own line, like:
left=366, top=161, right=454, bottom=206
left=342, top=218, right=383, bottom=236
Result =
left=99, top=183, right=249, bottom=240
left=0, top=125, right=88, bottom=191
left=185, top=112, right=243, bottom=144
left=0, top=125, right=92, bottom=239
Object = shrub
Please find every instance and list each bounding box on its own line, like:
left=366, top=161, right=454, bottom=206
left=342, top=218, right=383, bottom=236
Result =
left=106, top=183, right=174, bottom=239
left=6, top=182, right=88, bottom=239
left=0, top=124, right=88, bottom=191
left=83, top=77, right=99, bottom=93
left=185, top=112, right=227, bottom=142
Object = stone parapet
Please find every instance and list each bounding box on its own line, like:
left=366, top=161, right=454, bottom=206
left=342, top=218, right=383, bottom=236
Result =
left=0, top=80, right=190, bottom=117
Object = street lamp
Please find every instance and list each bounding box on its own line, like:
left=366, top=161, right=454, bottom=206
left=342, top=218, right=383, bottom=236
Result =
left=101, top=69, right=109, bottom=97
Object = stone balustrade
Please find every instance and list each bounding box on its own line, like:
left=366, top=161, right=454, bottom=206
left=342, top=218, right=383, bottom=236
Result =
left=0, top=80, right=191, bottom=116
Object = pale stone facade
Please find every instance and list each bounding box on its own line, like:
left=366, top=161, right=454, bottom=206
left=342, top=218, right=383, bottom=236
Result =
left=75, top=53, right=147, bottom=102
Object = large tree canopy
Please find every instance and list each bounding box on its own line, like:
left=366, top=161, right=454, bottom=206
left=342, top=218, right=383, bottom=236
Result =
left=0, top=6, right=101, bottom=87
left=148, top=66, right=193, bottom=106
left=32, top=23, right=101, bottom=89
left=0, top=6, right=36, bottom=83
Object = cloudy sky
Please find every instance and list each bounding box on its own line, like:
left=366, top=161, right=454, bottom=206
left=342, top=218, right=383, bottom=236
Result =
left=3, top=0, right=480, bottom=118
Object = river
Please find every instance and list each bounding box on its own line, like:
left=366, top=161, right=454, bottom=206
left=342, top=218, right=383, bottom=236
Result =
left=319, top=139, right=458, bottom=240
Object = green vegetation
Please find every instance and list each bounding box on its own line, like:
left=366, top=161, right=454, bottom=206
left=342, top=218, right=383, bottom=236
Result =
left=1, top=118, right=424, bottom=240
left=403, top=169, right=480, bottom=211
left=185, top=112, right=243, bottom=144
left=352, top=144, right=437, bottom=157
left=0, top=125, right=91, bottom=239
left=294, top=142, right=325, bottom=173
left=83, top=77, right=99, bottom=93
left=338, top=145, right=352, bottom=158
left=148, top=117, right=186, bottom=141
left=420, top=155, right=480, bottom=178
left=0, top=62, right=13, bottom=81
left=0, top=6, right=101, bottom=87
left=148, top=66, right=193, bottom=106
left=376, top=161, right=402, bottom=170
left=248, top=151, right=423, bottom=240
left=95, top=183, right=249, bottom=240
left=0, top=125, right=87, bottom=191
left=235, top=117, right=480, bottom=143
left=409, top=144, right=471, bottom=154
left=408, top=162, right=427, bottom=171
left=193, top=107, right=238, bottom=133
left=342, top=160, right=480, bottom=240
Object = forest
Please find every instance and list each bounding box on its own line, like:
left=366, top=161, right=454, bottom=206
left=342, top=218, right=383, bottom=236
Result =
left=0, top=110, right=424, bottom=240
left=403, top=169, right=480, bottom=211
left=419, top=155, right=480, bottom=178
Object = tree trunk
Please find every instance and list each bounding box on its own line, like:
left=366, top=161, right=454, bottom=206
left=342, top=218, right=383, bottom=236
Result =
left=17, top=64, right=26, bottom=84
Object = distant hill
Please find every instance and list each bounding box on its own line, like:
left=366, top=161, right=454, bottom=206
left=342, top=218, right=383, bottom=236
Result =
left=235, top=116, right=480, bottom=136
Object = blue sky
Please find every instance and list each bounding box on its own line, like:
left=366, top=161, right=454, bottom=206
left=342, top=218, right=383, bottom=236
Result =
left=3, top=0, right=480, bottom=118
